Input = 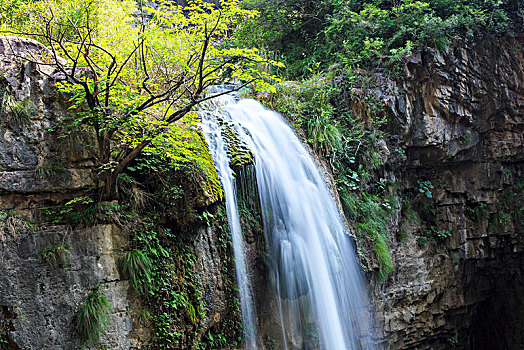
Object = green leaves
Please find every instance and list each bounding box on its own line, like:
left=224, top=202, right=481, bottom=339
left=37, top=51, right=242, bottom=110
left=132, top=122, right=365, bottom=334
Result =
left=4, top=0, right=284, bottom=199
left=236, top=0, right=515, bottom=76
left=75, top=289, right=112, bottom=345
left=417, top=180, right=434, bottom=198
left=118, top=249, right=153, bottom=296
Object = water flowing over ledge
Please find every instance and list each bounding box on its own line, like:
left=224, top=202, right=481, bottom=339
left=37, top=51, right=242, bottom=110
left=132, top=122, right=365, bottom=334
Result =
left=202, top=94, right=375, bottom=350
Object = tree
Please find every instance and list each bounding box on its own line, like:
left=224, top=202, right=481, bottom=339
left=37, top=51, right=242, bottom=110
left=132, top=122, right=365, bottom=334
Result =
left=2, top=0, right=282, bottom=199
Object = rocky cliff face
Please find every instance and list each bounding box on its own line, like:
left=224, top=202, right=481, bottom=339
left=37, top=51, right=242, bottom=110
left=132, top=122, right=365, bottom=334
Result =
left=0, top=36, right=136, bottom=349
left=1, top=32, right=522, bottom=350
left=370, top=35, right=524, bottom=349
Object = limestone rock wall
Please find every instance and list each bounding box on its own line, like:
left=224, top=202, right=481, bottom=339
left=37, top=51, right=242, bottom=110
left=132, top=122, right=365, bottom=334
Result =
left=0, top=36, right=139, bottom=349
left=370, top=35, right=524, bottom=349
left=0, top=224, right=135, bottom=349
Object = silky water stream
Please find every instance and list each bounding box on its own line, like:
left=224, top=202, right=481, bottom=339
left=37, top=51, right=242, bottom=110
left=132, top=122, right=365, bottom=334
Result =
left=201, top=95, right=375, bottom=350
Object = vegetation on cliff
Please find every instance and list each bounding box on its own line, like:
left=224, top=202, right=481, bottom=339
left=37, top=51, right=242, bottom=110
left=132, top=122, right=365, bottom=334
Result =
left=0, top=1, right=271, bottom=347
left=236, top=0, right=522, bottom=77
left=1, top=0, right=282, bottom=199
left=0, top=0, right=521, bottom=348
left=244, top=0, right=522, bottom=278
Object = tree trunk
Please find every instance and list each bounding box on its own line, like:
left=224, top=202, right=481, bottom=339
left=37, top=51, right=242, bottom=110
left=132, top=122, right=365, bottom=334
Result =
left=101, top=172, right=119, bottom=200
left=97, top=131, right=117, bottom=200
left=98, top=139, right=152, bottom=200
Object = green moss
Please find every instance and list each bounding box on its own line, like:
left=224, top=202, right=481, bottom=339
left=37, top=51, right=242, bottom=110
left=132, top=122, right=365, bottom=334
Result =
left=222, top=124, right=255, bottom=169
left=190, top=129, right=224, bottom=202
left=351, top=193, right=394, bottom=280
left=39, top=243, right=71, bottom=268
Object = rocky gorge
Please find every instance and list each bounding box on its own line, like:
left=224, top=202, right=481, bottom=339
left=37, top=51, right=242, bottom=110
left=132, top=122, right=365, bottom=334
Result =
left=0, top=29, right=522, bottom=350
left=368, top=35, right=523, bottom=349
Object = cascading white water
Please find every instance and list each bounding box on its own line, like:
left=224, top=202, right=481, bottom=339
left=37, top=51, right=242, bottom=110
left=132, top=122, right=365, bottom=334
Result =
left=201, top=97, right=258, bottom=350
left=202, top=95, right=374, bottom=349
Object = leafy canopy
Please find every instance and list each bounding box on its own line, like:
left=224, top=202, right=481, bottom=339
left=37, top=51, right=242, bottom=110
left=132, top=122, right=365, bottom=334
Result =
left=1, top=0, right=283, bottom=198
left=235, top=0, right=519, bottom=77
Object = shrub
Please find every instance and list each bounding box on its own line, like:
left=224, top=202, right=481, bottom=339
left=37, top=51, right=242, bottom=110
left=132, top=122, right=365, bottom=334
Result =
left=237, top=0, right=517, bottom=77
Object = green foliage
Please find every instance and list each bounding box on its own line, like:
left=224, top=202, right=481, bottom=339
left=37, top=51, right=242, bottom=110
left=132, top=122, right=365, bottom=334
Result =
left=119, top=217, right=237, bottom=349
left=465, top=202, right=489, bottom=230
left=448, top=335, right=459, bottom=347
left=39, top=243, right=71, bottom=268
left=344, top=191, right=394, bottom=279
left=43, top=196, right=98, bottom=226
left=118, top=249, right=153, bottom=296
left=2, top=0, right=282, bottom=199
left=263, top=336, right=278, bottom=350
left=0, top=0, right=31, bottom=29
left=417, top=180, right=434, bottom=198
left=134, top=309, right=152, bottom=325
left=237, top=0, right=518, bottom=77
left=118, top=172, right=157, bottom=212
left=0, top=87, right=35, bottom=126
left=326, top=0, right=509, bottom=69
left=427, top=226, right=452, bottom=240
left=75, top=288, right=112, bottom=345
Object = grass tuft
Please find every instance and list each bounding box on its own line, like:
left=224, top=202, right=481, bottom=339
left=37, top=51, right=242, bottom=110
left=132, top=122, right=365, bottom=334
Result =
left=0, top=88, right=35, bottom=125
left=75, top=289, right=111, bottom=344
left=118, top=249, right=153, bottom=295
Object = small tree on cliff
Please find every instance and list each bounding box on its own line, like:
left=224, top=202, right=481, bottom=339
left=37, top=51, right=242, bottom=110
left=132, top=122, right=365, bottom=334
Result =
left=2, top=0, right=282, bottom=199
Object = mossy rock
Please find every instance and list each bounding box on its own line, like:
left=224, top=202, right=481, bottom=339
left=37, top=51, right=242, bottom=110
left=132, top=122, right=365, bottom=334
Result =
left=222, top=124, right=254, bottom=171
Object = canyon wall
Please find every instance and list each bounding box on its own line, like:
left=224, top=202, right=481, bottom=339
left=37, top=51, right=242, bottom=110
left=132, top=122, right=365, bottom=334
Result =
left=0, top=37, right=240, bottom=349
left=369, top=35, right=524, bottom=349
left=0, top=33, right=522, bottom=350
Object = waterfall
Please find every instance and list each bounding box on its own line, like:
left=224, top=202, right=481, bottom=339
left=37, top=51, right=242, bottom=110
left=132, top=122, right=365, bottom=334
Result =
left=201, top=96, right=258, bottom=349
left=202, top=96, right=374, bottom=350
